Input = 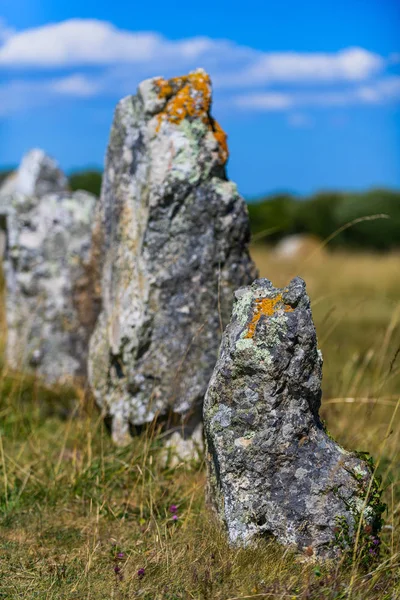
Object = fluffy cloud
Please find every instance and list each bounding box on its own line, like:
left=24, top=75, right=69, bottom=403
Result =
left=234, top=77, right=400, bottom=111
left=287, top=113, right=314, bottom=128
left=362, top=76, right=400, bottom=101
left=49, top=74, right=100, bottom=96
left=0, top=19, right=158, bottom=66
left=235, top=92, right=293, bottom=110
left=0, top=74, right=102, bottom=116
left=0, top=18, right=398, bottom=117
left=0, top=19, right=223, bottom=68
left=221, top=47, right=384, bottom=87
left=0, top=18, right=385, bottom=86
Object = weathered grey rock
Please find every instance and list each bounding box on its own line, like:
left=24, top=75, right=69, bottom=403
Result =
left=0, top=150, right=101, bottom=383
left=0, top=149, right=68, bottom=198
left=88, top=69, right=257, bottom=445
left=204, top=277, right=382, bottom=559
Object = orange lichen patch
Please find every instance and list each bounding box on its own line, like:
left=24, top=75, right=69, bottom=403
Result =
left=211, top=118, right=229, bottom=164
left=154, top=77, right=173, bottom=101
left=154, top=72, right=229, bottom=165
left=245, top=294, right=294, bottom=339
left=155, top=72, right=211, bottom=131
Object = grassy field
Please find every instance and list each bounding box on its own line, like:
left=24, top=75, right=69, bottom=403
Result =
left=0, top=247, right=399, bottom=599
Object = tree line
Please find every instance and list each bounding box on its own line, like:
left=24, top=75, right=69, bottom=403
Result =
left=248, top=189, right=400, bottom=251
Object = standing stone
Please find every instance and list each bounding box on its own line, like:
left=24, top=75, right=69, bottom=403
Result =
left=0, top=149, right=68, bottom=198
left=204, top=277, right=383, bottom=559
left=88, top=69, right=257, bottom=446
left=0, top=150, right=101, bottom=383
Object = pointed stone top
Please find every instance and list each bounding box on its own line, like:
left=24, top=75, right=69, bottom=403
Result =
left=138, top=69, right=228, bottom=165
left=0, top=149, right=68, bottom=198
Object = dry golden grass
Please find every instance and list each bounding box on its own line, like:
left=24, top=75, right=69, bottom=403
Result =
left=252, top=247, right=400, bottom=399
left=0, top=248, right=399, bottom=599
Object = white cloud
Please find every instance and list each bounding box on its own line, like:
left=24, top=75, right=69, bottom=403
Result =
left=303, top=91, right=359, bottom=107
left=0, top=18, right=398, bottom=117
left=219, top=47, right=384, bottom=87
left=287, top=113, right=314, bottom=128
left=0, top=18, right=385, bottom=87
left=315, top=76, right=400, bottom=105
left=50, top=74, right=100, bottom=96
left=234, top=92, right=292, bottom=110
left=365, top=76, right=400, bottom=101
left=234, top=77, right=400, bottom=112
left=0, top=74, right=102, bottom=116
left=0, top=19, right=160, bottom=66
left=0, top=19, right=223, bottom=68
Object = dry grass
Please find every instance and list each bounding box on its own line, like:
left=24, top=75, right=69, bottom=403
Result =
left=0, top=248, right=399, bottom=599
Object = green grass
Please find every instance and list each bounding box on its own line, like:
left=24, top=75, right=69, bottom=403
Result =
left=0, top=249, right=399, bottom=599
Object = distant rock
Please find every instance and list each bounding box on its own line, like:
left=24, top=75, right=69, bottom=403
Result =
left=273, top=234, right=323, bottom=260
left=0, top=150, right=100, bottom=383
left=204, top=277, right=383, bottom=559
left=88, top=69, right=257, bottom=446
left=0, top=149, right=68, bottom=198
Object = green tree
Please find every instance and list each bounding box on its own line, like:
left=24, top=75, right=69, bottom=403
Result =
left=69, top=170, right=103, bottom=197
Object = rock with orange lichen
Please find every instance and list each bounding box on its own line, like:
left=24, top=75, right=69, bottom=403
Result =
left=88, top=69, right=257, bottom=448
left=204, top=277, right=383, bottom=559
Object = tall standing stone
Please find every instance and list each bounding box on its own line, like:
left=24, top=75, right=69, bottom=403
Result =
left=204, top=277, right=383, bottom=559
left=88, top=69, right=257, bottom=445
left=0, top=150, right=101, bottom=383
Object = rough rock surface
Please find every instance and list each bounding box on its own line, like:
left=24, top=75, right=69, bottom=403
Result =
left=204, top=277, right=382, bottom=559
left=88, top=69, right=257, bottom=445
left=0, top=149, right=68, bottom=198
left=0, top=150, right=100, bottom=383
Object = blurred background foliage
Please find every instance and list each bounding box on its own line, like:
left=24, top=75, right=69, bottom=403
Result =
left=248, top=189, right=400, bottom=251
left=68, top=169, right=103, bottom=197
left=0, top=169, right=13, bottom=186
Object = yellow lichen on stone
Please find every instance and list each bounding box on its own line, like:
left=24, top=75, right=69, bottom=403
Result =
left=245, top=294, right=294, bottom=339
left=211, top=118, right=229, bottom=164
left=154, top=77, right=173, bottom=101
left=154, top=72, right=211, bottom=131
left=154, top=72, right=229, bottom=165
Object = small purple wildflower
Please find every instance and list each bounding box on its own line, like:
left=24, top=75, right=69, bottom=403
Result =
left=372, top=538, right=380, bottom=546
left=172, top=514, right=178, bottom=521
left=117, top=552, right=125, bottom=559
left=137, top=567, right=145, bottom=579
left=114, top=565, right=121, bottom=574
left=169, top=504, right=178, bottom=513
left=369, top=548, right=377, bottom=556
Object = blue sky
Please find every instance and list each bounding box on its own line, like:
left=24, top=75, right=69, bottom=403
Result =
left=0, top=0, right=399, bottom=197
